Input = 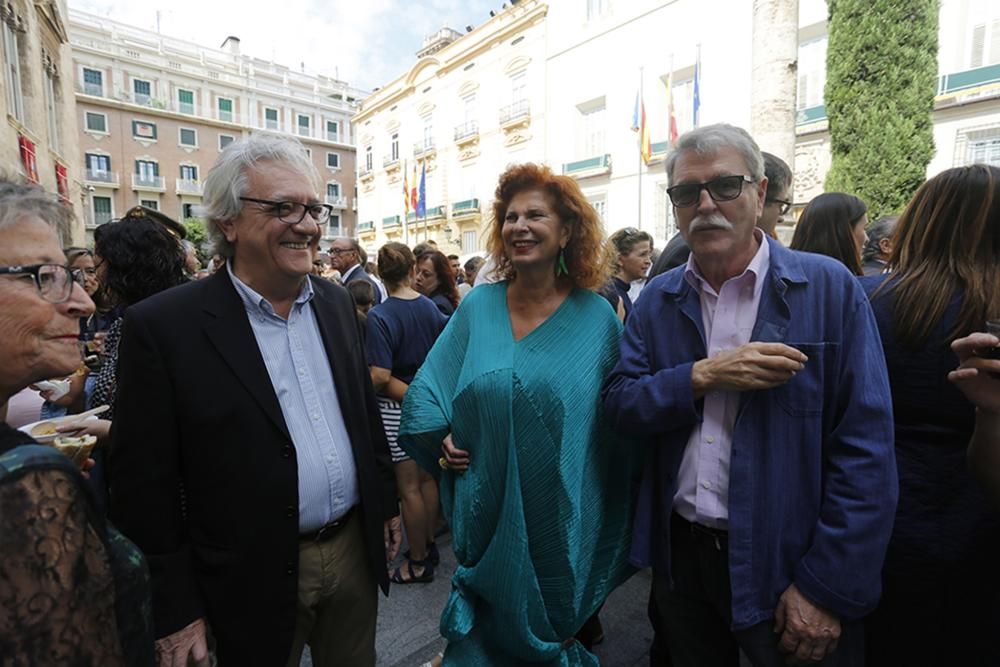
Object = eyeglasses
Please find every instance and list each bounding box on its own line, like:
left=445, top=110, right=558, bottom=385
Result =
left=239, top=197, right=333, bottom=225
left=666, top=175, right=754, bottom=208
left=0, top=264, right=86, bottom=304
left=766, top=198, right=793, bottom=215
left=329, top=247, right=355, bottom=256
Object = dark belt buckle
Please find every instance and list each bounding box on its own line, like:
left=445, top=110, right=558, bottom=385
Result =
left=312, top=508, right=352, bottom=543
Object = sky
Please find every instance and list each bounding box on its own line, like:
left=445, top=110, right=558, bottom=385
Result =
left=70, top=0, right=501, bottom=91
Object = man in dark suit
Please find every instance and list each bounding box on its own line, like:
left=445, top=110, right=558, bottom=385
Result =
left=109, top=135, right=400, bottom=667
left=329, top=236, right=383, bottom=304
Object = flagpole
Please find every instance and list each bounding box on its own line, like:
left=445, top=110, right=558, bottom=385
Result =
left=637, top=66, right=643, bottom=231
left=403, top=160, right=410, bottom=245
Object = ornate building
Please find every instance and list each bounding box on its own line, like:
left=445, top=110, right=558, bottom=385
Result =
left=69, top=9, right=365, bottom=241
left=1, top=0, right=82, bottom=241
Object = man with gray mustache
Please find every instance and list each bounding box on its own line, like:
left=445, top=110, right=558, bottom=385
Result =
left=602, top=124, right=896, bottom=667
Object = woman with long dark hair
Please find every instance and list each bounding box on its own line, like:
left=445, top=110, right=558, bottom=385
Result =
left=862, top=164, right=1000, bottom=666
left=790, top=192, right=868, bottom=275
left=414, top=250, right=460, bottom=316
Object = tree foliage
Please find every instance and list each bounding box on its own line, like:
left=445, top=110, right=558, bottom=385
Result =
left=182, top=218, right=209, bottom=262
left=824, top=0, right=938, bottom=219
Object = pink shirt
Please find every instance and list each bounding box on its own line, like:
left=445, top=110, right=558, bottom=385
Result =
left=673, top=229, right=770, bottom=529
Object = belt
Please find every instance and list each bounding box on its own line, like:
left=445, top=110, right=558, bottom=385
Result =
left=300, top=506, right=355, bottom=543
left=672, top=512, right=728, bottom=550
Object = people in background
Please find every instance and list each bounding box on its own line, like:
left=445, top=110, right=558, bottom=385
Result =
left=367, top=242, right=448, bottom=586
left=458, top=256, right=485, bottom=299
left=607, top=227, right=653, bottom=320
left=861, top=215, right=898, bottom=276
left=861, top=164, right=1000, bottom=667
left=329, top=236, right=384, bottom=304
left=789, top=192, right=868, bottom=276
left=414, top=250, right=460, bottom=317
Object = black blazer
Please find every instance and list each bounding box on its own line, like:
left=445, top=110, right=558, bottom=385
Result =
left=108, top=270, right=397, bottom=666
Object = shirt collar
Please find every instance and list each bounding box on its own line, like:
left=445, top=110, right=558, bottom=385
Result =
left=341, top=262, right=361, bottom=281
left=684, top=227, right=771, bottom=296
left=226, top=261, right=314, bottom=317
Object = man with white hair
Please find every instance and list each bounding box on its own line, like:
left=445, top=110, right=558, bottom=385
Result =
left=110, top=135, right=400, bottom=667
left=602, top=124, right=897, bottom=666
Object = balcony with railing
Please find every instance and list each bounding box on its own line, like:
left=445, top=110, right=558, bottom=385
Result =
left=326, top=195, right=348, bottom=209
left=562, top=154, right=612, bottom=179
left=451, top=198, right=480, bottom=217
left=358, top=220, right=374, bottom=233
left=413, top=139, right=436, bottom=158
left=383, top=155, right=400, bottom=170
left=383, top=215, right=401, bottom=229
left=499, top=100, right=530, bottom=128
left=359, top=166, right=374, bottom=181
left=454, top=121, right=479, bottom=144
left=81, top=82, right=104, bottom=97
left=406, top=206, right=445, bottom=223
left=84, top=169, right=119, bottom=187
left=132, top=174, right=166, bottom=191
left=176, top=178, right=203, bottom=195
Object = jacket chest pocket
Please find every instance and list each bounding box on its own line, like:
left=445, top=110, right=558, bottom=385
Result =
left=772, top=342, right=837, bottom=417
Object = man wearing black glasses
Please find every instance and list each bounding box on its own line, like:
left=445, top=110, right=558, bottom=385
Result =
left=603, top=124, right=896, bottom=667
left=109, top=135, right=399, bottom=667
left=328, top=236, right=383, bottom=305
left=650, top=152, right=793, bottom=278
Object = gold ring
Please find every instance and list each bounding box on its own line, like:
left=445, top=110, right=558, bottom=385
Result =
left=438, top=457, right=449, bottom=470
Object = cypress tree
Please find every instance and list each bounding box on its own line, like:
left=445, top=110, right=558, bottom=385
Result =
left=824, top=0, right=938, bottom=218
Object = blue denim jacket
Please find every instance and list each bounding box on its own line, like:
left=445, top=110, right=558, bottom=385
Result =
left=602, top=238, right=898, bottom=630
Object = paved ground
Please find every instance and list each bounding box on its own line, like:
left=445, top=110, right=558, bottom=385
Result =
left=374, top=532, right=654, bottom=667
left=303, top=532, right=654, bottom=667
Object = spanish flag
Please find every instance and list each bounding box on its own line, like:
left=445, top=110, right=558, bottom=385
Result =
left=403, top=161, right=411, bottom=215
left=631, top=89, right=651, bottom=164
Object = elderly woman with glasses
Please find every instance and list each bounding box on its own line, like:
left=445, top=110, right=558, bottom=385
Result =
left=0, top=179, right=154, bottom=665
left=399, top=163, right=643, bottom=666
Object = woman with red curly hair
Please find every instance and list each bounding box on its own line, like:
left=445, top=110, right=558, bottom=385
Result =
left=399, top=163, right=643, bottom=666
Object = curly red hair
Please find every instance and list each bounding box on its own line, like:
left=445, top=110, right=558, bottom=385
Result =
left=487, top=163, right=608, bottom=290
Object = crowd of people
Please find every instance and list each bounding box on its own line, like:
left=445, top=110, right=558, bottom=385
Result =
left=0, top=123, right=998, bottom=667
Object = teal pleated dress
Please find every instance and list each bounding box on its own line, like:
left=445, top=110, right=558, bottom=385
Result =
left=398, top=282, right=643, bottom=666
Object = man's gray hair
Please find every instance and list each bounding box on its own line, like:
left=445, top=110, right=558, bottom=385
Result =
left=202, top=134, right=320, bottom=258
left=665, top=124, right=765, bottom=186
left=0, top=176, right=73, bottom=236
left=862, top=215, right=898, bottom=263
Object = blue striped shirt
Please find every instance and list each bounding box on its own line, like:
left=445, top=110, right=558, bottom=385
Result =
left=227, top=264, right=359, bottom=532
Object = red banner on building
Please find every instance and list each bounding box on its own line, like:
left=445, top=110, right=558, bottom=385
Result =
left=18, top=135, right=39, bottom=184
left=55, top=163, right=70, bottom=204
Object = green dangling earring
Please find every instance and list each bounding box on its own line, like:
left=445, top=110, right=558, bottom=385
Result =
left=556, top=247, right=569, bottom=277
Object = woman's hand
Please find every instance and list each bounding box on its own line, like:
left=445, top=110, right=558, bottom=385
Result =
left=441, top=433, right=470, bottom=472
left=56, top=418, right=112, bottom=444
left=949, top=333, right=1000, bottom=414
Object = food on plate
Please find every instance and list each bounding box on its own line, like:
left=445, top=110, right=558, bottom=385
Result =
left=30, top=421, right=59, bottom=437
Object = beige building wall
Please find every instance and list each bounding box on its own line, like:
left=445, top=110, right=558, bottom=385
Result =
left=1, top=0, right=84, bottom=242
left=69, top=9, right=363, bottom=244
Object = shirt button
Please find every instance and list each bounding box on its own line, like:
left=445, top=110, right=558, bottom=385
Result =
left=286, top=505, right=295, bottom=518
left=706, top=436, right=715, bottom=444
left=282, top=445, right=294, bottom=459
left=326, top=454, right=334, bottom=463
left=312, top=414, right=320, bottom=421
left=702, top=481, right=711, bottom=490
